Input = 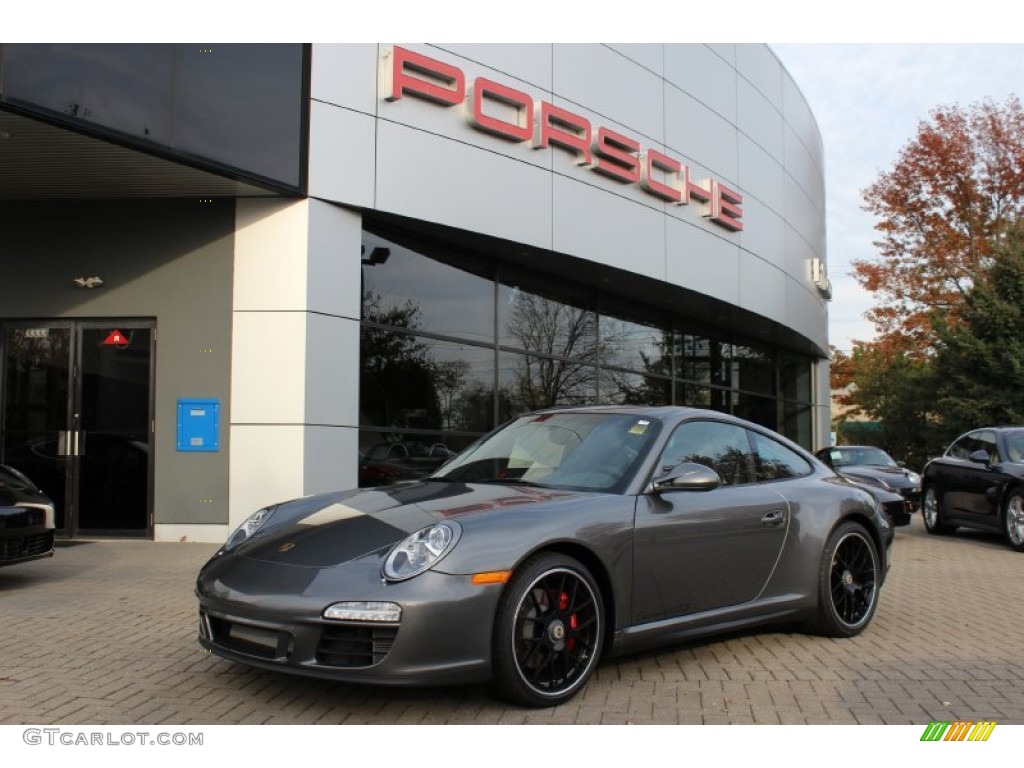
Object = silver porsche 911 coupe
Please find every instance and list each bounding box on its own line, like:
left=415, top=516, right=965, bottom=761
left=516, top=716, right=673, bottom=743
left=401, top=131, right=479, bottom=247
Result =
left=196, top=406, right=892, bottom=707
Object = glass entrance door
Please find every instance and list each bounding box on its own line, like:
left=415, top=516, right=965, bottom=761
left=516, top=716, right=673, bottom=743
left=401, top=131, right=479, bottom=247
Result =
left=1, top=324, right=72, bottom=531
left=1, top=321, right=154, bottom=537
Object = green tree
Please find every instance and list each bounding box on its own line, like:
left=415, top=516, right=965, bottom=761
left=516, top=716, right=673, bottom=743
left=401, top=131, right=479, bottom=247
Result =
left=840, top=96, right=1024, bottom=454
left=835, top=343, right=944, bottom=470
left=933, top=224, right=1024, bottom=436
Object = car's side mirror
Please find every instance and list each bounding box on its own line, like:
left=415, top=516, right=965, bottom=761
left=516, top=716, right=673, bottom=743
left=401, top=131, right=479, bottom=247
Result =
left=897, top=460, right=907, bottom=468
left=649, top=462, right=721, bottom=493
left=968, top=449, right=991, bottom=466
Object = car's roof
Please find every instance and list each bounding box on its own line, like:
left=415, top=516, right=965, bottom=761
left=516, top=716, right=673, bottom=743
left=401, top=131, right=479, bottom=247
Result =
left=533, top=404, right=737, bottom=421
left=528, top=404, right=799, bottom=440
left=952, top=426, right=1024, bottom=437
left=820, top=445, right=893, bottom=452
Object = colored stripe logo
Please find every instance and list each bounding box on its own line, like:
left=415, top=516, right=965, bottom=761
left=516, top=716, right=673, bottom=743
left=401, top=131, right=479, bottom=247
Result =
left=921, top=721, right=997, bottom=741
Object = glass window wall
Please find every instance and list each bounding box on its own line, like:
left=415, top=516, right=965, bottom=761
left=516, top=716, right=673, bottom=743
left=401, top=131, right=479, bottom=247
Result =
left=357, top=225, right=819, bottom=485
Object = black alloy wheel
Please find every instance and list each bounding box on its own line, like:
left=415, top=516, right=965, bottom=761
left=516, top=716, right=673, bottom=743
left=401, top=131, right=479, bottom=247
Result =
left=922, top=485, right=955, bottom=535
left=811, top=521, right=880, bottom=637
left=490, top=553, right=603, bottom=708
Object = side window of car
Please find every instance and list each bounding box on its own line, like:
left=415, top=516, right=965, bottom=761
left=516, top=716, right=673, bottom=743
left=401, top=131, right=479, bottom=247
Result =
left=975, top=431, right=999, bottom=462
left=750, top=431, right=813, bottom=481
left=948, top=434, right=976, bottom=460
left=658, top=420, right=754, bottom=486
left=1005, top=433, right=1024, bottom=463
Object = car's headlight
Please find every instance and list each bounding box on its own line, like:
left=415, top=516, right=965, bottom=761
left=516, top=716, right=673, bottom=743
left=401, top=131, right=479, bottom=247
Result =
left=383, top=523, right=459, bottom=581
left=223, top=506, right=276, bottom=552
left=905, top=471, right=921, bottom=485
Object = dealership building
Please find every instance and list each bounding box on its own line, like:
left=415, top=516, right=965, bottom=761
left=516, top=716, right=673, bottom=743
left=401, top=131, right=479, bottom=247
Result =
left=0, top=43, right=831, bottom=542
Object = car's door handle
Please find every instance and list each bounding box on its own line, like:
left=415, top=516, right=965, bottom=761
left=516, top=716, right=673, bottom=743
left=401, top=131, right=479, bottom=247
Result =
left=762, top=509, right=786, bottom=527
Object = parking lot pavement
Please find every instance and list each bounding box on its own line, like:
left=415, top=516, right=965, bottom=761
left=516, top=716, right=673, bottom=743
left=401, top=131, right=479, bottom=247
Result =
left=2, top=515, right=1024, bottom=725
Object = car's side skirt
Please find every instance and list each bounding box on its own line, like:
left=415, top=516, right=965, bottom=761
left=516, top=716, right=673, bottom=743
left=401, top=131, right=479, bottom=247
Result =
left=608, top=593, right=807, bottom=657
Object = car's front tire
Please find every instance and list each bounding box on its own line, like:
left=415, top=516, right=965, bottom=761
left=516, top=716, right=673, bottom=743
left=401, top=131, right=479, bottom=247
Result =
left=922, top=485, right=955, bottom=535
left=489, top=552, right=604, bottom=708
left=1002, top=488, right=1024, bottom=552
left=809, top=521, right=880, bottom=638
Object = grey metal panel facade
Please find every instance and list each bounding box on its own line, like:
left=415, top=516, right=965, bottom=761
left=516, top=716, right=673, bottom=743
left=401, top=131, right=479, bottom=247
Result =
left=308, top=42, right=829, bottom=355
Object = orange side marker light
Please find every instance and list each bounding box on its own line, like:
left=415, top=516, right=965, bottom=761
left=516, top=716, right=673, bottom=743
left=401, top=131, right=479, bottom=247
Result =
left=471, top=571, right=512, bottom=585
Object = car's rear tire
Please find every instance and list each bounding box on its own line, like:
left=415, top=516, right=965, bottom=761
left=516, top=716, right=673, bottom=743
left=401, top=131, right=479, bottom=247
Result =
left=1002, top=489, right=1024, bottom=552
left=922, top=485, right=955, bottom=535
left=809, top=521, right=880, bottom=638
left=489, top=552, right=604, bottom=708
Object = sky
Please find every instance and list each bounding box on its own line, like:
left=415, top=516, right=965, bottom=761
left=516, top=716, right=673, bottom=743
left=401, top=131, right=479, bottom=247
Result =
left=771, top=43, right=1024, bottom=353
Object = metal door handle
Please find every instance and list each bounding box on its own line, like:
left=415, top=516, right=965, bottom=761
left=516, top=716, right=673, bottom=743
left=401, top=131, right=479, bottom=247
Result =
left=58, top=430, right=86, bottom=456
left=761, top=509, right=786, bottom=527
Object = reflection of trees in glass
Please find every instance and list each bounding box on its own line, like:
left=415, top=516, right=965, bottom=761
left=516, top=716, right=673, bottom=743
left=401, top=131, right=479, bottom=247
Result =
left=433, top=359, right=470, bottom=430
left=3, top=329, right=72, bottom=435
left=604, top=328, right=674, bottom=405
left=755, top=457, right=795, bottom=481
left=450, top=380, right=496, bottom=433
left=679, top=334, right=729, bottom=386
left=505, top=292, right=600, bottom=410
left=362, top=292, right=495, bottom=432
left=360, top=291, right=440, bottom=429
left=676, top=446, right=750, bottom=485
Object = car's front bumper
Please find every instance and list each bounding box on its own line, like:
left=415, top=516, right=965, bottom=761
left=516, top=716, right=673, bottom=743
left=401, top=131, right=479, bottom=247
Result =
left=0, top=505, right=55, bottom=566
left=882, top=498, right=913, bottom=527
left=899, top=488, right=922, bottom=512
left=196, top=552, right=503, bottom=686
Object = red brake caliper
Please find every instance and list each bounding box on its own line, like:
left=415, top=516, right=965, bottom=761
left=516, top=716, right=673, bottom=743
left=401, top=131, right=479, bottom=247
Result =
left=558, top=591, right=578, bottom=651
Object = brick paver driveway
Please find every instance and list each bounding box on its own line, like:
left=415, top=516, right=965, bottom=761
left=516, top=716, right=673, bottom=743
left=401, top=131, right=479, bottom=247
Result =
left=2, top=516, right=1023, bottom=725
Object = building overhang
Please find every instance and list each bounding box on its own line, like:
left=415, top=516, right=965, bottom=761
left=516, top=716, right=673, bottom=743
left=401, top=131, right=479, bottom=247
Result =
left=0, top=107, right=286, bottom=201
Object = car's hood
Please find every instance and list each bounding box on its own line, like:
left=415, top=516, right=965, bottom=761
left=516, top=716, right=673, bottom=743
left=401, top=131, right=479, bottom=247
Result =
left=234, top=481, right=585, bottom=568
left=0, top=464, right=51, bottom=507
left=839, top=465, right=917, bottom=487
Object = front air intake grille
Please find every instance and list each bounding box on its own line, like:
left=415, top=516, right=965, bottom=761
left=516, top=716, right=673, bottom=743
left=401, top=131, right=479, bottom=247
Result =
left=206, top=615, right=285, bottom=660
left=316, top=625, right=398, bottom=668
left=0, top=531, right=55, bottom=561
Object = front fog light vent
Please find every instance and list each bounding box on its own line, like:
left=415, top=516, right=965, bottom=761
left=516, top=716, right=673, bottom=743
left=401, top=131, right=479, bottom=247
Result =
left=323, top=601, right=402, bottom=623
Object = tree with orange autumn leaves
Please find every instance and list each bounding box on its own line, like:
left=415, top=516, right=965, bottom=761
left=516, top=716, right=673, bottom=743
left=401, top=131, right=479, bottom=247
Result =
left=855, top=96, right=1024, bottom=351
left=836, top=96, right=1024, bottom=464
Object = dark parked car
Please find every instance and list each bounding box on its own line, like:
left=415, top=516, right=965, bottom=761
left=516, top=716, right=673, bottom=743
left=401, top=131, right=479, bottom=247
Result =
left=0, top=464, right=56, bottom=566
left=197, top=406, right=892, bottom=707
left=360, top=442, right=458, bottom=485
left=357, top=450, right=421, bottom=487
left=840, top=479, right=914, bottom=528
left=921, top=427, right=1024, bottom=551
left=815, top=445, right=922, bottom=515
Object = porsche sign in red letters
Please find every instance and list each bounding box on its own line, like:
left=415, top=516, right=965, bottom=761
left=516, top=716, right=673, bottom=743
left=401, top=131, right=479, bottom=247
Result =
left=382, top=45, right=744, bottom=233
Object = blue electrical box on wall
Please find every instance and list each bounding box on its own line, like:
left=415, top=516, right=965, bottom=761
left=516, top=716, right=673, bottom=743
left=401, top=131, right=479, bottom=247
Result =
left=177, top=398, right=220, bottom=452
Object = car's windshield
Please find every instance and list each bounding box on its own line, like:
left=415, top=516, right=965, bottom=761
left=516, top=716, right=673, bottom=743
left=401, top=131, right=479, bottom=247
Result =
left=432, top=412, right=661, bottom=492
left=827, top=446, right=898, bottom=468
